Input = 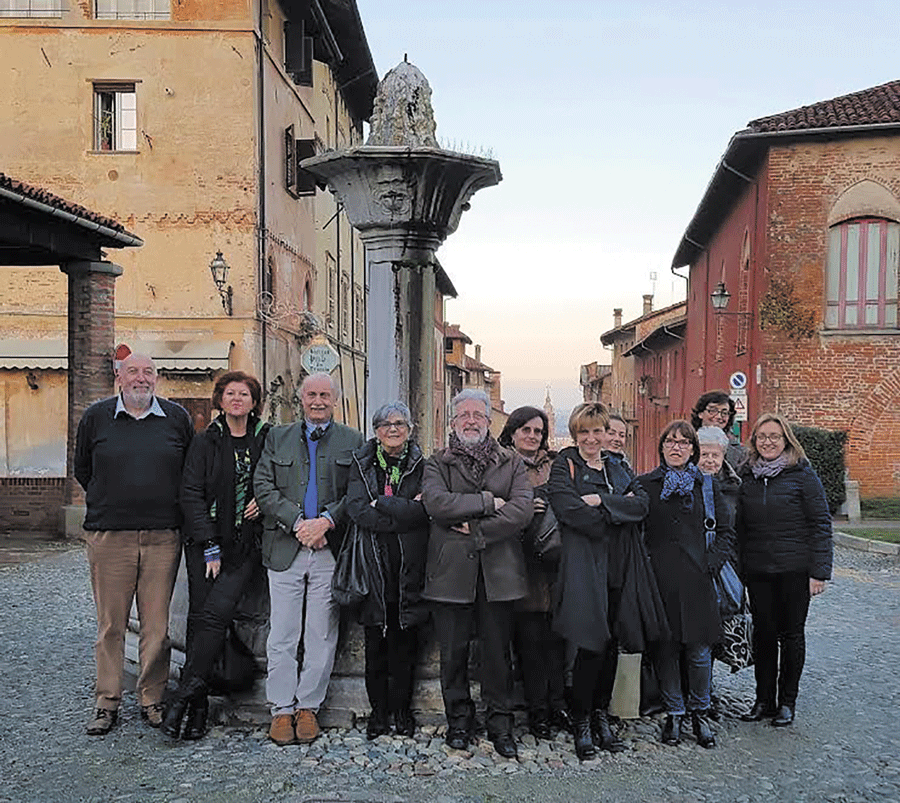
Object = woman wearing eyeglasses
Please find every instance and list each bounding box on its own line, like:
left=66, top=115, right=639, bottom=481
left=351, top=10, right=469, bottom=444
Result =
left=638, top=420, right=735, bottom=749
left=691, top=390, right=747, bottom=470
left=344, top=401, right=429, bottom=739
left=737, top=413, right=832, bottom=728
left=497, top=406, right=568, bottom=740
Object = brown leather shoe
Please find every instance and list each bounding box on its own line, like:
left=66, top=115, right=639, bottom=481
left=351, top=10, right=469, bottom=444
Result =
left=294, top=709, right=320, bottom=744
left=86, top=708, right=118, bottom=736
left=140, top=702, right=166, bottom=728
left=268, top=713, right=297, bottom=746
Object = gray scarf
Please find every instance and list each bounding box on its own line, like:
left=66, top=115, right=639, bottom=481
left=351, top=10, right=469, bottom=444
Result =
left=751, top=453, right=791, bottom=479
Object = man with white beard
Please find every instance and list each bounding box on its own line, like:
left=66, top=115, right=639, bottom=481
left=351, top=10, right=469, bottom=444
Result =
left=422, top=389, right=533, bottom=759
left=74, top=353, right=193, bottom=735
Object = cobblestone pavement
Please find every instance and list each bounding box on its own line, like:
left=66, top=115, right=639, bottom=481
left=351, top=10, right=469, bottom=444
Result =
left=1, top=544, right=898, bottom=803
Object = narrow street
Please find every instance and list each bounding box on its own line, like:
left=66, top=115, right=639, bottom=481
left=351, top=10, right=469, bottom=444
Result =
left=1, top=542, right=897, bottom=803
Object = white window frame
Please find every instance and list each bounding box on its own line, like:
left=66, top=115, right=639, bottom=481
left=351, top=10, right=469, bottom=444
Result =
left=825, top=217, right=899, bottom=329
left=95, top=0, right=169, bottom=20
left=93, top=84, right=138, bottom=151
left=0, top=0, right=62, bottom=18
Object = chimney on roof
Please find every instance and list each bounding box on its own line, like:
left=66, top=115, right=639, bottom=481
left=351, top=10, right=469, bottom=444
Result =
left=643, top=294, right=653, bottom=316
left=475, top=344, right=481, bottom=362
left=613, top=308, right=622, bottom=328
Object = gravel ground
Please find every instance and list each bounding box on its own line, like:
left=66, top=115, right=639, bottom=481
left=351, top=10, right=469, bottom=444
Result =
left=1, top=544, right=898, bottom=803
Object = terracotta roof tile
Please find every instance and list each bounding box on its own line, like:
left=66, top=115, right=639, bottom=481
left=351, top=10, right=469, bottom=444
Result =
left=443, top=324, right=472, bottom=343
left=464, top=354, right=494, bottom=372
left=748, top=79, right=900, bottom=133
left=0, top=172, right=127, bottom=232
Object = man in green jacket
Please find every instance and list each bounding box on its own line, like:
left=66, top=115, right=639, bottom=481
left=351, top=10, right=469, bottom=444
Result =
left=254, top=373, right=363, bottom=745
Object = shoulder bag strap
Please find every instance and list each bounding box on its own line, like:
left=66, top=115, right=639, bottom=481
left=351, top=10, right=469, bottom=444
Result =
left=701, top=473, right=716, bottom=551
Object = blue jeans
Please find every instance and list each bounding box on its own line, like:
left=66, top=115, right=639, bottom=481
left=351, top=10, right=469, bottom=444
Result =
left=655, top=641, right=712, bottom=715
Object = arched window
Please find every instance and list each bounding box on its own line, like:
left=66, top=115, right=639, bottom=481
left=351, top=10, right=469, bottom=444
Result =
left=825, top=217, right=898, bottom=329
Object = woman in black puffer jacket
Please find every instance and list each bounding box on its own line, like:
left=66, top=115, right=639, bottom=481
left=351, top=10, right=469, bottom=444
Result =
left=345, top=401, right=429, bottom=740
left=163, top=371, right=270, bottom=740
left=737, top=413, right=832, bottom=728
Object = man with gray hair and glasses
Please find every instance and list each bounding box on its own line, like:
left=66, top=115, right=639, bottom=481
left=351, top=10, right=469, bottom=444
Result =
left=422, top=389, right=533, bottom=758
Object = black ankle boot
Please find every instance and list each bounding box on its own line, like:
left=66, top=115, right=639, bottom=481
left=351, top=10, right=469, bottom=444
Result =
left=366, top=708, right=391, bottom=740
left=691, top=710, right=716, bottom=748
left=181, top=694, right=209, bottom=741
left=161, top=676, right=207, bottom=739
left=661, top=714, right=681, bottom=745
left=591, top=708, right=626, bottom=752
left=393, top=708, right=416, bottom=738
left=528, top=711, right=551, bottom=741
left=573, top=716, right=597, bottom=760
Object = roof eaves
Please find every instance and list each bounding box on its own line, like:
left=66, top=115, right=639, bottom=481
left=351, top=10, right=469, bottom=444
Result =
left=671, top=120, right=900, bottom=269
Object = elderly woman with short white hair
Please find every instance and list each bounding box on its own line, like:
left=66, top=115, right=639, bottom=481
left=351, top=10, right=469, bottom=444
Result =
left=344, top=401, right=429, bottom=739
left=696, top=426, right=741, bottom=525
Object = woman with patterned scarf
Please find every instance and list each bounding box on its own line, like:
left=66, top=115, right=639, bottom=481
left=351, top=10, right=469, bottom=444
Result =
left=737, top=413, right=832, bottom=728
left=638, top=420, right=735, bottom=749
left=162, top=371, right=271, bottom=740
left=345, top=401, right=429, bottom=739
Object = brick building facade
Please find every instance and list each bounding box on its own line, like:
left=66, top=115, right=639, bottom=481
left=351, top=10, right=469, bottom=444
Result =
left=672, top=80, right=900, bottom=499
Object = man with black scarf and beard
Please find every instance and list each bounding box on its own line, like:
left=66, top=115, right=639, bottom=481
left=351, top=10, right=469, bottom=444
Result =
left=422, top=389, right=533, bottom=759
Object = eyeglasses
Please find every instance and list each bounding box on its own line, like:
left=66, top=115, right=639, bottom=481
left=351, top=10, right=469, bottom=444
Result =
left=704, top=406, right=730, bottom=419
left=377, top=420, right=409, bottom=432
left=454, top=411, right=488, bottom=422
left=663, top=438, right=693, bottom=449
left=756, top=433, right=784, bottom=444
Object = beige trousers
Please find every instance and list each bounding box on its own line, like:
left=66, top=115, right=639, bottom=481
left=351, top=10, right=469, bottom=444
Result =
left=84, top=529, right=181, bottom=710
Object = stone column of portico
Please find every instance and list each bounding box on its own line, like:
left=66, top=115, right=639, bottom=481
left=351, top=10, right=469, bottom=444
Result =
left=60, top=260, right=122, bottom=538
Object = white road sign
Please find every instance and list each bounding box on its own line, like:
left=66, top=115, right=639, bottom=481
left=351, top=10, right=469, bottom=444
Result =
left=731, top=388, right=748, bottom=422
left=729, top=371, right=748, bottom=390
left=301, top=342, right=339, bottom=375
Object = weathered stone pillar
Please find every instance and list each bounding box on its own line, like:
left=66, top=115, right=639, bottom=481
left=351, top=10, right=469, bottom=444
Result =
left=60, top=260, right=122, bottom=538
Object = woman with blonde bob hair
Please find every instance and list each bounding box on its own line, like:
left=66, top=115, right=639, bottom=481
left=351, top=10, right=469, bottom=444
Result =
left=549, top=402, right=667, bottom=759
left=737, top=413, right=832, bottom=728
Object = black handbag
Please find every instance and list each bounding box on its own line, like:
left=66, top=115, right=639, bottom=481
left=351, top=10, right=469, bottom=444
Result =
left=527, top=505, right=562, bottom=561
left=331, top=524, right=370, bottom=606
left=714, top=592, right=754, bottom=673
left=208, top=624, right=258, bottom=694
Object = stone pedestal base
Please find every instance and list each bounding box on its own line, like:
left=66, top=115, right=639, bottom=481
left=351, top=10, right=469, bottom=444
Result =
left=61, top=505, right=87, bottom=540
left=125, top=554, right=450, bottom=728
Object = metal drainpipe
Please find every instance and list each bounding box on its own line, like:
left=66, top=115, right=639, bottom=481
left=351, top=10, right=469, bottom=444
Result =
left=256, top=0, right=268, bottom=395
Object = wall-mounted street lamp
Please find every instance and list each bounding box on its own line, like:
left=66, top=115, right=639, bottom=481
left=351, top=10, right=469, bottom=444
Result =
left=710, top=281, right=731, bottom=311
left=710, top=280, right=751, bottom=317
left=209, top=251, right=233, bottom=316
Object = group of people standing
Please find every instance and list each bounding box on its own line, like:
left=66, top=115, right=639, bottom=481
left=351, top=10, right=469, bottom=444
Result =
left=75, top=358, right=832, bottom=764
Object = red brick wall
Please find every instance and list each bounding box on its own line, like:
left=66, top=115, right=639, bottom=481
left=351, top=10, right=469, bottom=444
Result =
left=683, top=165, right=767, bottom=447
left=760, top=139, right=900, bottom=498
left=681, top=137, right=900, bottom=499
left=0, top=477, right=66, bottom=533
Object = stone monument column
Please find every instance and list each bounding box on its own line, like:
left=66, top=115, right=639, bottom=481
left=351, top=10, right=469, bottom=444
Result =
left=301, top=60, right=501, bottom=439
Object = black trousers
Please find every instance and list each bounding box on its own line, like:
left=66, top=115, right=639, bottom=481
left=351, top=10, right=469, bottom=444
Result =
left=746, top=571, right=811, bottom=710
left=364, top=599, right=420, bottom=715
left=513, top=611, right=567, bottom=718
left=432, top=572, right=515, bottom=736
left=183, top=543, right=258, bottom=682
left=569, top=586, right=620, bottom=718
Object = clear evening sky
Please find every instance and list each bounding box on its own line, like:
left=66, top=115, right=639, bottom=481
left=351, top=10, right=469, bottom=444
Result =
left=355, top=0, right=900, bottom=414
